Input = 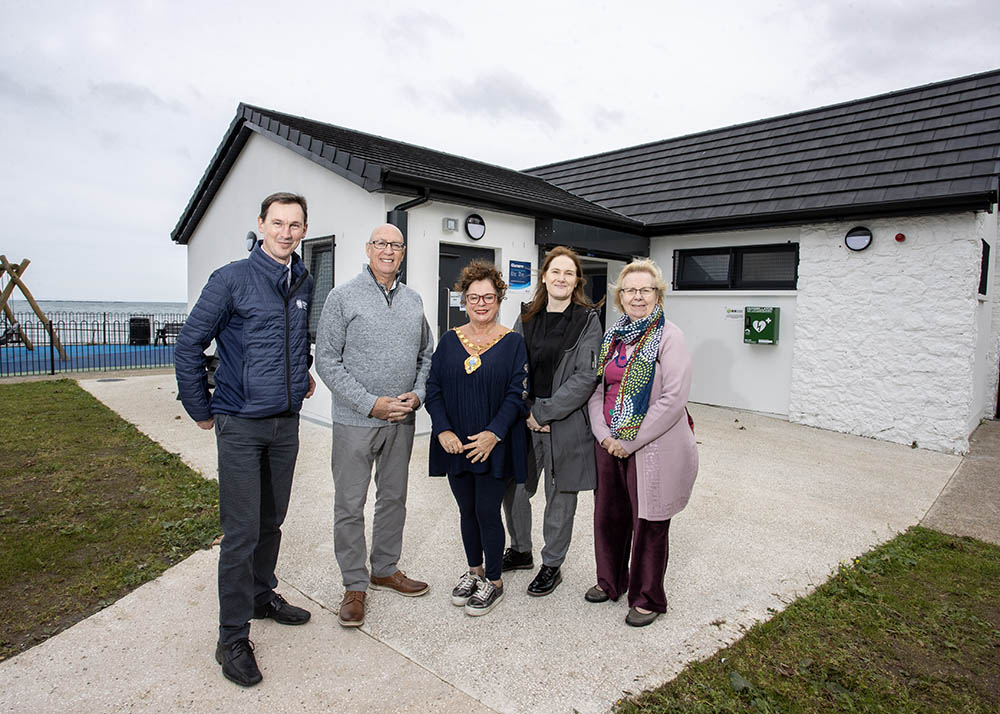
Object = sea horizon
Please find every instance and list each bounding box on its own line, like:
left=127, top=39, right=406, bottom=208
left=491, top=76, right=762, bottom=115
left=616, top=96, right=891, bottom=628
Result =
left=7, top=299, right=188, bottom=317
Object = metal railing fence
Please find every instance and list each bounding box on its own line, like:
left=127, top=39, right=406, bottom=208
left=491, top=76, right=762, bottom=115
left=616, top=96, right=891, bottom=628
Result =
left=1, top=311, right=188, bottom=377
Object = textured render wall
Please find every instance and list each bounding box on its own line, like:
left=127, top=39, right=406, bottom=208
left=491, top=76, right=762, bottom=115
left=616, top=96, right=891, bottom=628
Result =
left=789, top=213, right=983, bottom=453
left=982, top=210, right=1000, bottom=422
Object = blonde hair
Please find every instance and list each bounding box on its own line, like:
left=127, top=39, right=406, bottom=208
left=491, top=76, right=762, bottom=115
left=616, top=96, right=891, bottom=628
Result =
left=611, top=259, right=668, bottom=313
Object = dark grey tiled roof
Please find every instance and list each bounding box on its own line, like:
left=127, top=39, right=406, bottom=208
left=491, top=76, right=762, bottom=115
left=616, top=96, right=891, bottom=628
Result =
left=527, top=68, right=1000, bottom=233
left=171, top=105, right=641, bottom=244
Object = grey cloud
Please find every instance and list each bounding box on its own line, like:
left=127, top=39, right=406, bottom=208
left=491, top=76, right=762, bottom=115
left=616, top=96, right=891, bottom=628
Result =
left=383, top=9, right=455, bottom=50
left=0, top=71, right=62, bottom=107
left=88, top=81, right=187, bottom=113
left=807, top=0, right=1000, bottom=89
left=447, top=71, right=562, bottom=129
left=592, top=107, right=626, bottom=131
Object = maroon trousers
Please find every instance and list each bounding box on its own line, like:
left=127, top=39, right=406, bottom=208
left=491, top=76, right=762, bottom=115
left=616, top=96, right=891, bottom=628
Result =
left=593, top=443, right=671, bottom=612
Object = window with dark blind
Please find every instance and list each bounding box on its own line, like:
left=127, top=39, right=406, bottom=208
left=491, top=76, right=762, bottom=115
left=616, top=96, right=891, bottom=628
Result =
left=302, top=236, right=335, bottom=341
left=674, top=243, right=798, bottom=290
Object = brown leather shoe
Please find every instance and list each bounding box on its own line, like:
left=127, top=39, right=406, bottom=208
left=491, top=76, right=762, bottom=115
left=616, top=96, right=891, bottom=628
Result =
left=338, top=591, right=366, bottom=627
left=369, top=570, right=430, bottom=597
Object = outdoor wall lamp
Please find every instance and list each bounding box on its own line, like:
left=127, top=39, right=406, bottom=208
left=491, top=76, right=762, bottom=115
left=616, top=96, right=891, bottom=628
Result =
left=845, top=226, right=872, bottom=251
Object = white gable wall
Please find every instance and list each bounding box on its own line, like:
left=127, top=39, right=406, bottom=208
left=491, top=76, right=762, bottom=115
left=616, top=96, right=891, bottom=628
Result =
left=790, top=212, right=984, bottom=453
left=976, top=209, right=999, bottom=427
left=650, top=227, right=799, bottom=416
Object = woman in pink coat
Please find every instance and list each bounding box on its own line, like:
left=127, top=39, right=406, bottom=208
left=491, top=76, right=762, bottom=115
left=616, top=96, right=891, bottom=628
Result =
left=586, top=259, right=698, bottom=627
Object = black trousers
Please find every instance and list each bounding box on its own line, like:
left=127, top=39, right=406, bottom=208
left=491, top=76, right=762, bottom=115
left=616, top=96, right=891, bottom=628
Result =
left=215, top=413, right=299, bottom=644
left=448, top=472, right=509, bottom=582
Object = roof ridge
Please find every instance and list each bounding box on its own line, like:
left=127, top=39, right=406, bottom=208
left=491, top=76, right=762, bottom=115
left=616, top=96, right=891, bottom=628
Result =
left=244, top=103, right=555, bottom=182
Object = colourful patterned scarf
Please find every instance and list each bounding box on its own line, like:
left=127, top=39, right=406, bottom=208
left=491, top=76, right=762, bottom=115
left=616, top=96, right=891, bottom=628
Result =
left=596, top=305, right=665, bottom=440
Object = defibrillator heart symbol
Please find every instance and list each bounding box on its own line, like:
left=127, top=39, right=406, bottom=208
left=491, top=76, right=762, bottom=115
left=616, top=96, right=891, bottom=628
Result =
left=753, top=320, right=767, bottom=333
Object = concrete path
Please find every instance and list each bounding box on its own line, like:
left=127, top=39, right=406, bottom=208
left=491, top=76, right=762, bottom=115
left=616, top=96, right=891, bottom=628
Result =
left=0, top=374, right=972, bottom=713
left=921, top=420, right=1000, bottom=546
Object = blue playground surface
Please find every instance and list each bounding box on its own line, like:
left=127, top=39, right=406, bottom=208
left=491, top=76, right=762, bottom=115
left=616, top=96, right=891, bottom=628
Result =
left=0, top=343, right=175, bottom=376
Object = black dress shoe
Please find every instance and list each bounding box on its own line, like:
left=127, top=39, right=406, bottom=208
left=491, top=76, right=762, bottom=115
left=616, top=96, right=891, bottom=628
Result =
left=215, top=639, right=262, bottom=687
left=253, top=593, right=311, bottom=625
left=584, top=585, right=610, bottom=603
left=527, top=565, right=562, bottom=596
left=501, top=548, right=534, bottom=572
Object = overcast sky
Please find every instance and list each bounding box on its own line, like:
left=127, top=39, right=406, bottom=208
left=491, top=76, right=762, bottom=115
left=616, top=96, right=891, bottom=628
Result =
left=2, top=0, right=997, bottom=301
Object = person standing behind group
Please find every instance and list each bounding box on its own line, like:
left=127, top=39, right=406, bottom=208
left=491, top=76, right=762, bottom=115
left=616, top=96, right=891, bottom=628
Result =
left=425, top=261, right=529, bottom=616
left=502, top=247, right=603, bottom=597
left=175, top=192, right=315, bottom=687
left=586, top=259, right=698, bottom=627
left=315, top=224, right=434, bottom=628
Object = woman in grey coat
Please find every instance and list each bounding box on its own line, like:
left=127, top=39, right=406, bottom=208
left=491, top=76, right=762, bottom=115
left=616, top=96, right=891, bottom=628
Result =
left=502, top=246, right=604, bottom=596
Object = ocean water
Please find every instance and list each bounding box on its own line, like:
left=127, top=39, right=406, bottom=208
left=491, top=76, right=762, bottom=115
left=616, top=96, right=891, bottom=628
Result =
left=7, top=300, right=187, bottom=318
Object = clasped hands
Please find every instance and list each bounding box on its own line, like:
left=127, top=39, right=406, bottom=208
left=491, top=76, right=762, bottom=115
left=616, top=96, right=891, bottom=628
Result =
left=525, top=413, right=550, bottom=433
left=438, top=429, right=499, bottom=463
left=601, top=436, right=629, bottom=459
left=370, top=392, right=420, bottom=423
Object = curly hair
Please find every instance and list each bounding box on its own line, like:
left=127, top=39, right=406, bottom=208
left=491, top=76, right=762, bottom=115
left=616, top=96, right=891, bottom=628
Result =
left=454, top=260, right=508, bottom=299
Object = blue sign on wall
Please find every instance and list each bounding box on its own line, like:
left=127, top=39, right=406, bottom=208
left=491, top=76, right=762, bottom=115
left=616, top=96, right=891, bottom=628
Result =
left=509, top=260, right=531, bottom=290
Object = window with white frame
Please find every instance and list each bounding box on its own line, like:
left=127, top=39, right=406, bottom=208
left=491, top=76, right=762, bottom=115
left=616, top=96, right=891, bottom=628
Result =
left=673, top=243, right=798, bottom=290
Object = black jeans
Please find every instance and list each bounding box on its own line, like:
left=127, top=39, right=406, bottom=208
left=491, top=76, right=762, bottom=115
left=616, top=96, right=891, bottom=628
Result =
left=448, top=472, right=509, bottom=582
left=215, top=413, right=299, bottom=644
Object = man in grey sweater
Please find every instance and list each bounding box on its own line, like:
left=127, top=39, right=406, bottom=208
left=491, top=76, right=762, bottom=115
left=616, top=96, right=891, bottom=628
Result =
left=315, top=223, right=434, bottom=627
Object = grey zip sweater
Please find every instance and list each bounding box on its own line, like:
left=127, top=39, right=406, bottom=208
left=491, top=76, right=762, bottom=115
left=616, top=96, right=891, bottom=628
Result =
left=315, top=266, right=434, bottom=427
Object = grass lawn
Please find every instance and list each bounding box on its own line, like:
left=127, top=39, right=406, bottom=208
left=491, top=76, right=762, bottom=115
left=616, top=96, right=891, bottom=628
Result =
left=0, top=379, right=219, bottom=660
left=616, top=527, right=1000, bottom=713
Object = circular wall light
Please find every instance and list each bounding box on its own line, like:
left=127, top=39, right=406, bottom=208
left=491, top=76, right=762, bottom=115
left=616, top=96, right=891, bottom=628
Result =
left=465, top=214, right=486, bottom=240
left=845, top=226, right=872, bottom=251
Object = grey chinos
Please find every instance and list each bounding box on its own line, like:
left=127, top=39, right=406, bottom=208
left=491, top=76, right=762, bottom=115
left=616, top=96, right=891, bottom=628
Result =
left=504, top=430, right=579, bottom=567
left=332, top=421, right=415, bottom=591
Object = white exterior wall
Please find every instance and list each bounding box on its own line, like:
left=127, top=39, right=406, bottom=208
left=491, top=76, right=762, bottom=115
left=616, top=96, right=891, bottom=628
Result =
left=651, top=227, right=799, bottom=416
left=790, top=213, right=983, bottom=454
left=979, top=209, right=1000, bottom=424
left=395, top=199, right=537, bottom=331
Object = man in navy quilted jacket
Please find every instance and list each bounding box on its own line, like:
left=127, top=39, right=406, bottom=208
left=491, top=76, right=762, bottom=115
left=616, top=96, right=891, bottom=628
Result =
left=175, top=192, right=315, bottom=688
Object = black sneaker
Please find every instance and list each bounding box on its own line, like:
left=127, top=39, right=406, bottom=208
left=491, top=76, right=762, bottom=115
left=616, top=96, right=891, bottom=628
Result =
left=215, top=638, right=262, bottom=687
left=451, top=570, right=482, bottom=607
left=501, top=548, right=533, bottom=572
left=465, top=580, right=504, bottom=616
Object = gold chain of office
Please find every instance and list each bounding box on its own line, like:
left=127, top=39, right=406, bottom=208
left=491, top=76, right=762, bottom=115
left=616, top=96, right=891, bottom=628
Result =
left=455, top=327, right=508, bottom=374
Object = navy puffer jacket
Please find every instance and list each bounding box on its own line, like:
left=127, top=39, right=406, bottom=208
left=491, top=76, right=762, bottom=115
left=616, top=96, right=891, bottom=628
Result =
left=175, top=245, right=314, bottom=421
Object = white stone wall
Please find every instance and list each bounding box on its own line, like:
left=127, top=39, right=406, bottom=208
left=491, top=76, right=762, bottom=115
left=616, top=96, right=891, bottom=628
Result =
left=981, top=209, right=1000, bottom=423
left=789, top=213, right=983, bottom=453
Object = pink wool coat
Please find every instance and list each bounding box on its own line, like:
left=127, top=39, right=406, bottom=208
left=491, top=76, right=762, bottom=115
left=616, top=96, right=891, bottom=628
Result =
left=588, top=319, right=699, bottom=521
